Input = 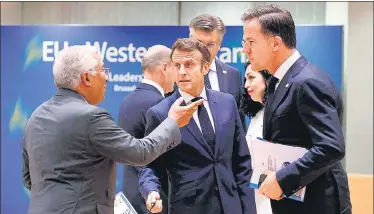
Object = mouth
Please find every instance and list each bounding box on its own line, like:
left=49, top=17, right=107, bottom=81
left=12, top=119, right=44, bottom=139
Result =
left=179, top=80, right=191, bottom=83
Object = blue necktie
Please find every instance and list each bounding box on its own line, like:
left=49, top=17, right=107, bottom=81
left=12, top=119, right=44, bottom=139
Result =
left=191, top=97, right=215, bottom=154
left=266, top=76, right=279, bottom=105
left=204, top=70, right=212, bottom=89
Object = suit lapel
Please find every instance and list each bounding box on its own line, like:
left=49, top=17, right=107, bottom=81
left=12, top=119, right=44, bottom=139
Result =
left=264, top=56, right=309, bottom=137
left=206, top=90, right=222, bottom=158
left=215, top=59, right=228, bottom=93
left=177, top=91, right=214, bottom=159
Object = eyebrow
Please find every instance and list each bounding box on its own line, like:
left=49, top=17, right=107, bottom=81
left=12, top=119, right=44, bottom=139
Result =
left=244, top=36, right=255, bottom=41
left=173, top=58, right=196, bottom=64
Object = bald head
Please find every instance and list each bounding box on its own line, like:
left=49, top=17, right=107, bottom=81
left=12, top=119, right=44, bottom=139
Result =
left=141, top=45, right=172, bottom=72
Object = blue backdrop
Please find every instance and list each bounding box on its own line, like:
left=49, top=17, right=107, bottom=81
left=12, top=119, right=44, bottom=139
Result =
left=1, top=25, right=343, bottom=213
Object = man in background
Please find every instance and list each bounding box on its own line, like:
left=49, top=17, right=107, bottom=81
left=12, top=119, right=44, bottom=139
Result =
left=119, top=45, right=174, bottom=214
left=189, top=14, right=246, bottom=128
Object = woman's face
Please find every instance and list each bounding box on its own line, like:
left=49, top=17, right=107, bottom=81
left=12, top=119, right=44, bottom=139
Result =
left=244, top=64, right=266, bottom=103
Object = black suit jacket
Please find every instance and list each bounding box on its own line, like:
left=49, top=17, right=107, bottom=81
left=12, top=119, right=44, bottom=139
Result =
left=215, top=59, right=246, bottom=128
left=118, top=83, right=168, bottom=214
left=263, top=56, right=352, bottom=214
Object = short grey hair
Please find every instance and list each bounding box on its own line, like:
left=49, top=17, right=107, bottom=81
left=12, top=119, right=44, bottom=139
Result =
left=141, top=45, right=171, bottom=72
left=189, top=14, right=226, bottom=36
left=53, top=45, right=99, bottom=89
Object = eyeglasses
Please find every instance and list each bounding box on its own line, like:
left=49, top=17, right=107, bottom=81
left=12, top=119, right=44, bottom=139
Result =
left=205, top=42, right=217, bottom=49
left=89, top=68, right=110, bottom=76
left=197, top=40, right=217, bottom=49
left=241, top=39, right=251, bottom=48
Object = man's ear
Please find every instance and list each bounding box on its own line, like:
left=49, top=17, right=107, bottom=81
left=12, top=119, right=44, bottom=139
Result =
left=202, top=62, right=211, bottom=75
left=161, top=63, right=167, bottom=75
left=81, top=72, right=91, bottom=86
left=273, top=36, right=282, bottom=52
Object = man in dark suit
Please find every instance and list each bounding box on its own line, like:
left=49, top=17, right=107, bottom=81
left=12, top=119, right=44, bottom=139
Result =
left=139, top=38, right=256, bottom=214
left=189, top=14, right=246, bottom=128
left=118, top=45, right=174, bottom=214
left=241, top=4, right=352, bottom=214
left=22, top=45, right=203, bottom=214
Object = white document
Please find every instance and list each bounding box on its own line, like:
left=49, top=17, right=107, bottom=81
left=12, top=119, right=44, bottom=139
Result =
left=249, top=138, right=308, bottom=202
left=114, top=191, right=138, bottom=214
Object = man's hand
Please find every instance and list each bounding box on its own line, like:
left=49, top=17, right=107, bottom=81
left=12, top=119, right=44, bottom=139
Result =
left=168, top=97, right=203, bottom=127
left=146, top=191, right=162, bottom=213
left=258, top=170, right=283, bottom=200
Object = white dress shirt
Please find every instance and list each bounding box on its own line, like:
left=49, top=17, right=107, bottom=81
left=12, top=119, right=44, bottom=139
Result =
left=273, top=50, right=301, bottom=90
left=208, top=59, right=221, bottom=92
left=245, top=108, right=272, bottom=214
left=179, top=88, right=215, bottom=132
left=142, top=79, right=165, bottom=97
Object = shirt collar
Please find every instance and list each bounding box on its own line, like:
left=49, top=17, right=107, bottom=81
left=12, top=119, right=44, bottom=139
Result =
left=178, top=87, right=207, bottom=104
left=142, top=79, right=165, bottom=97
left=274, top=50, right=301, bottom=82
left=209, top=58, right=217, bottom=72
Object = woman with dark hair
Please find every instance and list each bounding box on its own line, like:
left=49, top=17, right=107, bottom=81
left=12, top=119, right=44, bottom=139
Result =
left=239, top=61, right=272, bottom=214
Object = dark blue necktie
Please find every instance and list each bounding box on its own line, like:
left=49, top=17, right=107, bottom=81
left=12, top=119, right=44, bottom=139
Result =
left=204, top=70, right=212, bottom=89
left=191, top=97, right=215, bottom=154
left=266, top=76, right=279, bottom=105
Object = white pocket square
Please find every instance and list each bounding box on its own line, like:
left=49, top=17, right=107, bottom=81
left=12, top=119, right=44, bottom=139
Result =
left=223, top=70, right=227, bottom=74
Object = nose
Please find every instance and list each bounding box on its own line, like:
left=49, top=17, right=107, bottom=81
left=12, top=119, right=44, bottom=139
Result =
left=178, top=66, right=187, bottom=75
left=244, top=79, right=251, bottom=89
left=242, top=46, right=251, bottom=55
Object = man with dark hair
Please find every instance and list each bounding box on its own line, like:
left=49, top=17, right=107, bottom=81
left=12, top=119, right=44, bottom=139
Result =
left=139, top=38, right=256, bottom=214
left=119, top=45, right=174, bottom=214
left=189, top=14, right=246, bottom=128
left=241, top=4, right=352, bottom=214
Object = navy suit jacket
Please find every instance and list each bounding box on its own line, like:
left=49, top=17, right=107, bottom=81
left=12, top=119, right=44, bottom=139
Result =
left=139, top=90, right=256, bottom=214
left=118, top=83, right=168, bottom=214
left=263, top=56, right=352, bottom=214
left=215, top=59, right=246, bottom=128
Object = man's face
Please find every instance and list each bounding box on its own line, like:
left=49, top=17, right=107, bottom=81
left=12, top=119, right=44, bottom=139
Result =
left=242, top=18, right=275, bottom=72
left=189, top=28, right=222, bottom=63
left=172, top=49, right=209, bottom=96
left=86, top=53, right=108, bottom=105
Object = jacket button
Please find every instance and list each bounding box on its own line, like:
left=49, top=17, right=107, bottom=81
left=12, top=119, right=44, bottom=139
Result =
left=214, top=186, right=219, bottom=191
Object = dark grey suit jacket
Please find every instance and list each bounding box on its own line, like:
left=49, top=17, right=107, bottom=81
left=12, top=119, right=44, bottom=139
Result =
left=22, top=88, right=181, bottom=214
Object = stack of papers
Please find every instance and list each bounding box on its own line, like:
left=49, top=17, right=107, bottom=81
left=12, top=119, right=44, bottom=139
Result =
left=114, top=191, right=138, bottom=214
left=249, top=138, right=308, bottom=202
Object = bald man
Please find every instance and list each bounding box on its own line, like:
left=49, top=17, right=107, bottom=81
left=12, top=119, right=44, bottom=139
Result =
left=118, top=45, right=174, bottom=213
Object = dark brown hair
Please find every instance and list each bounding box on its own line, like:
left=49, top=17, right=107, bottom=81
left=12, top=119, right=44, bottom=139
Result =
left=171, top=38, right=211, bottom=65
left=241, top=4, right=296, bottom=48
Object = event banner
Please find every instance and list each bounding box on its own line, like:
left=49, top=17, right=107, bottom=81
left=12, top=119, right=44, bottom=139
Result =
left=1, top=25, right=343, bottom=213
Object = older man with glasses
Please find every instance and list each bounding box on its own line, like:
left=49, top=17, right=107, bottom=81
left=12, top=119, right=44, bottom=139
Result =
left=22, top=45, right=203, bottom=214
